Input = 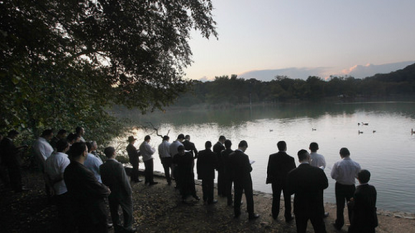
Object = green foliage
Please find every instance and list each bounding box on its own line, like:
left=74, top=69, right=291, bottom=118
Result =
left=1, top=0, right=217, bottom=140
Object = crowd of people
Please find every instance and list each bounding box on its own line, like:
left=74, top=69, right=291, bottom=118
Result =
left=0, top=129, right=378, bottom=233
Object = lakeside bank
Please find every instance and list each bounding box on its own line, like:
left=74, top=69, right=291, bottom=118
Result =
left=2, top=170, right=414, bottom=233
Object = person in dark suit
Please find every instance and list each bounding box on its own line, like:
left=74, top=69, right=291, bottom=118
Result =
left=221, top=139, right=234, bottom=206
left=228, top=140, right=259, bottom=220
left=213, top=135, right=226, bottom=197
left=64, top=142, right=110, bottom=233
left=126, top=136, right=141, bottom=183
left=100, top=147, right=136, bottom=233
left=0, top=130, right=27, bottom=192
left=266, top=140, right=296, bottom=222
left=287, top=149, right=328, bottom=233
left=173, top=146, right=199, bottom=202
left=197, top=141, right=217, bottom=204
left=183, top=135, right=198, bottom=159
left=348, top=169, right=378, bottom=233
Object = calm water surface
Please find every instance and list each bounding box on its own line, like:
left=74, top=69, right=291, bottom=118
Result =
left=114, top=102, right=415, bottom=213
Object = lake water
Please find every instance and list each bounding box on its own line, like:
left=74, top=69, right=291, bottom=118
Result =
left=114, top=102, right=415, bottom=214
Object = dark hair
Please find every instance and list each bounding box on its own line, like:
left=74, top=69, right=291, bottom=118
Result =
left=177, top=145, right=185, bottom=152
left=163, top=135, right=169, bottom=141
left=340, top=147, right=350, bottom=156
left=277, top=141, right=286, bottom=151
left=358, top=169, right=371, bottom=183
left=144, top=135, right=151, bottom=141
left=57, top=129, right=67, bottom=135
left=104, top=147, right=115, bottom=158
left=185, top=135, right=190, bottom=140
left=224, top=139, right=232, bottom=148
left=67, top=133, right=79, bottom=143
left=8, top=130, right=19, bottom=137
left=297, top=149, right=309, bottom=161
left=86, top=141, right=94, bottom=152
left=238, top=140, right=248, bottom=148
left=219, top=135, right=226, bottom=141
left=205, top=141, right=212, bottom=149
left=177, top=134, right=185, bottom=140
left=68, top=142, right=87, bottom=159
left=309, top=142, right=318, bottom=152
left=75, top=126, right=83, bottom=134
left=41, top=129, right=53, bottom=137
left=56, top=139, right=69, bottom=152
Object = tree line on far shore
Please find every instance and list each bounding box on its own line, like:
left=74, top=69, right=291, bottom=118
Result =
left=175, top=63, right=415, bottom=107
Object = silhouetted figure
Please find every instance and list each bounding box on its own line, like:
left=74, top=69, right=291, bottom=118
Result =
left=173, top=146, right=199, bottom=202
left=158, top=135, right=172, bottom=185
left=139, top=135, right=157, bottom=185
left=348, top=169, right=378, bottom=233
left=197, top=141, right=217, bottom=204
left=213, top=135, right=226, bottom=197
left=126, top=136, right=141, bottom=183
left=266, top=141, right=296, bottom=222
left=221, top=139, right=234, bottom=206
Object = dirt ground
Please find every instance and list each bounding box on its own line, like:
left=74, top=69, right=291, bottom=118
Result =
left=1, top=171, right=414, bottom=233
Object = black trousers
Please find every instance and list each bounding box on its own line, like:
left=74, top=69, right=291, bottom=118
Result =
left=234, top=180, right=254, bottom=216
left=130, top=160, right=139, bottom=182
left=108, top=196, right=133, bottom=232
left=144, top=159, right=154, bottom=184
left=217, top=167, right=225, bottom=196
left=335, top=182, right=355, bottom=228
left=202, top=178, right=214, bottom=203
left=295, top=211, right=327, bottom=233
left=160, top=157, right=172, bottom=184
left=271, top=182, right=292, bottom=219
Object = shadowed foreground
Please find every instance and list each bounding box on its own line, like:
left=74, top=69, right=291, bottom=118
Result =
left=1, top=171, right=414, bottom=232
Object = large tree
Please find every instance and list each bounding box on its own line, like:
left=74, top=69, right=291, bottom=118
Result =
left=0, top=0, right=217, bottom=138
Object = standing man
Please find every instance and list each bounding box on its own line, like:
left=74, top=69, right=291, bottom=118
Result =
left=197, top=141, right=217, bottom=204
left=221, top=139, right=234, bottom=206
left=183, top=135, right=198, bottom=159
left=84, top=141, right=104, bottom=183
left=331, top=147, right=361, bottom=231
left=287, top=149, right=328, bottom=233
left=126, top=136, right=141, bottom=183
left=75, top=126, right=86, bottom=142
left=100, top=147, right=136, bottom=233
left=0, top=130, right=28, bottom=192
left=158, top=136, right=172, bottom=185
left=213, top=135, right=226, bottom=197
left=33, top=129, right=54, bottom=170
left=348, top=169, right=378, bottom=233
left=266, top=141, right=296, bottom=222
left=229, top=140, right=259, bottom=220
left=44, top=139, right=73, bottom=232
left=173, top=146, right=199, bottom=202
left=139, top=135, right=157, bottom=185
left=64, top=142, right=110, bottom=233
left=51, top=129, right=67, bottom=150
left=169, top=134, right=185, bottom=188
left=309, top=142, right=329, bottom=218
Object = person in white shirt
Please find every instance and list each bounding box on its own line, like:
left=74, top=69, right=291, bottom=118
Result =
left=331, top=147, right=361, bottom=231
left=158, top=136, right=172, bottom=185
left=44, top=139, right=74, bottom=232
left=139, top=135, right=157, bottom=185
left=309, top=142, right=329, bottom=218
left=33, top=129, right=54, bottom=170
left=309, top=142, right=326, bottom=170
left=84, top=141, right=103, bottom=183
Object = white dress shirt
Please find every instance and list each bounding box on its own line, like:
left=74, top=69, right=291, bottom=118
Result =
left=310, top=152, right=326, bottom=169
left=158, top=140, right=172, bottom=158
left=331, top=157, right=361, bottom=185
left=45, top=152, right=70, bottom=195
left=84, top=153, right=103, bottom=183
left=140, top=141, right=155, bottom=161
left=33, top=137, right=54, bottom=163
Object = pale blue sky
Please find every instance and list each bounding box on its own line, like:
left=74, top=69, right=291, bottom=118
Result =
left=184, top=0, right=415, bottom=80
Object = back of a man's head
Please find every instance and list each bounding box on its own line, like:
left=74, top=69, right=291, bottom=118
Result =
left=358, top=169, right=371, bottom=183
left=340, top=147, right=350, bottom=157
left=309, top=142, right=319, bottom=152
left=297, top=149, right=309, bottom=162
left=104, top=146, right=115, bottom=158
left=205, top=141, right=212, bottom=149
left=68, top=142, right=86, bottom=159
left=277, top=141, right=286, bottom=151
left=56, top=139, right=69, bottom=152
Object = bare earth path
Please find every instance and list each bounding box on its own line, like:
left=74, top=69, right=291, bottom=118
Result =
left=1, top=171, right=414, bottom=232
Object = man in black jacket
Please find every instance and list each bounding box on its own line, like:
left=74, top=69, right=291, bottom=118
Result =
left=287, top=149, right=328, bottom=233
left=266, top=141, right=296, bottom=222
left=229, top=140, right=259, bottom=220
left=100, top=147, right=136, bottom=233
left=197, top=141, right=217, bottom=204
left=126, top=136, right=141, bottom=183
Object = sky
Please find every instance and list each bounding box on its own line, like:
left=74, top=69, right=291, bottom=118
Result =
left=184, top=0, right=415, bottom=81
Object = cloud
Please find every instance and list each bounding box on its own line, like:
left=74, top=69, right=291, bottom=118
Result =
left=238, top=67, right=330, bottom=81
left=235, top=61, right=415, bottom=82
left=337, top=61, right=415, bottom=79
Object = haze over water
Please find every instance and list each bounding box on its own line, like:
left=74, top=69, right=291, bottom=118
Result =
left=116, top=102, right=415, bottom=213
